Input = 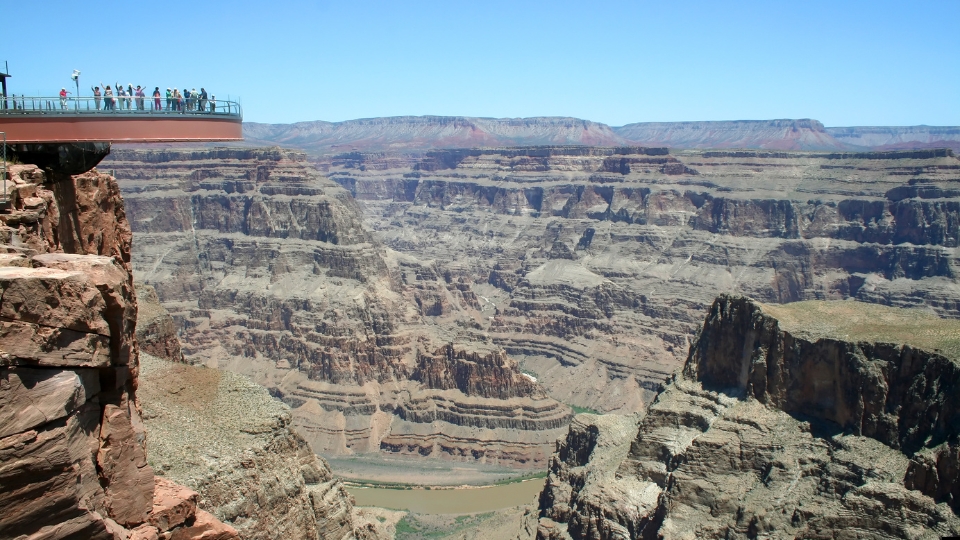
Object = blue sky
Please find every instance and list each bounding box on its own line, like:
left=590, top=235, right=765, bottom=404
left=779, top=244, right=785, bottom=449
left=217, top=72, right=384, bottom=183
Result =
left=3, top=1, right=958, bottom=126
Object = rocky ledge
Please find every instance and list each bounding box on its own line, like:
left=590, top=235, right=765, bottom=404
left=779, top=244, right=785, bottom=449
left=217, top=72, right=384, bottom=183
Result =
left=0, top=164, right=238, bottom=539
left=536, top=295, right=960, bottom=539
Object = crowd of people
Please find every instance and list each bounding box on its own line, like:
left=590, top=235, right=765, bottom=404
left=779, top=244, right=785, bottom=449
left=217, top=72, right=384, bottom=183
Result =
left=0, top=85, right=223, bottom=113
left=87, top=83, right=217, bottom=112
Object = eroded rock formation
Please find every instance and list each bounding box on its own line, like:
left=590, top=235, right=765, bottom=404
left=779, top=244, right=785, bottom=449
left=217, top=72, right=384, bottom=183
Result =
left=536, top=295, right=960, bottom=539
left=138, top=352, right=383, bottom=540
left=107, top=147, right=571, bottom=467
left=324, top=146, right=960, bottom=414
left=0, top=164, right=238, bottom=540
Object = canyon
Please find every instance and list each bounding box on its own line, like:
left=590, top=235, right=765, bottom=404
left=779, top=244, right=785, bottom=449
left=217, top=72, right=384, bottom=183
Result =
left=103, top=141, right=960, bottom=439
left=320, top=145, right=960, bottom=416
left=4, top=120, right=959, bottom=538
left=0, top=159, right=391, bottom=540
left=535, top=296, right=960, bottom=539
left=97, top=120, right=960, bottom=537
left=107, top=147, right=572, bottom=469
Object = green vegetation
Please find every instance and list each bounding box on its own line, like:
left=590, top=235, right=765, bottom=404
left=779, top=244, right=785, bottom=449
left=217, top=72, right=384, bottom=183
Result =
left=395, top=517, right=419, bottom=536
left=395, top=512, right=501, bottom=540
left=570, top=404, right=601, bottom=415
left=343, top=479, right=420, bottom=490
left=492, top=471, right=547, bottom=486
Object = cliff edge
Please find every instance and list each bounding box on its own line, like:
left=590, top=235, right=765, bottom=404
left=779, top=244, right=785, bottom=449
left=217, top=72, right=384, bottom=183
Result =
left=536, top=295, right=960, bottom=539
left=0, top=164, right=239, bottom=539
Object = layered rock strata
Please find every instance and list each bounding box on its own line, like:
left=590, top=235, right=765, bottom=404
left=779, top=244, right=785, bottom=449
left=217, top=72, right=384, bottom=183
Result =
left=106, top=147, right=570, bottom=467
left=0, top=164, right=238, bottom=540
left=138, top=352, right=382, bottom=540
left=536, top=295, right=960, bottom=539
left=325, top=146, right=960, bottom=414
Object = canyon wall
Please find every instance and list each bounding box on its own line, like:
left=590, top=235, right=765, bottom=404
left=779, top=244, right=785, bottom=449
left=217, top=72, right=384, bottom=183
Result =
left=138, top=352, right=384, bottom=540
left=324, top=146, right=960, bottom=414
left=134, top=286, right=388, bottom=539
left=536, top=295, right=960, bottom=539
left=107, top=147, right=571, bottom=468
left=0, top=164, right=239, bottom=540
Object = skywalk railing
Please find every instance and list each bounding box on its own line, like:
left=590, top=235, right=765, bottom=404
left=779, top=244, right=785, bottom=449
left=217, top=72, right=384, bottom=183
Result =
left=0, top=95, right=242, bottom=119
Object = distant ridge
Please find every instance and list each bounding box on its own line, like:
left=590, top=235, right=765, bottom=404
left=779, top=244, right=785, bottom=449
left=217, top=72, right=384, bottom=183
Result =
left=243, top=116, right=624, bottom=155
left=612, top=119, right=847, bottom=151
left=826, top=125, right=960, bottom=152
left=240, top=116, right=960, bottom=155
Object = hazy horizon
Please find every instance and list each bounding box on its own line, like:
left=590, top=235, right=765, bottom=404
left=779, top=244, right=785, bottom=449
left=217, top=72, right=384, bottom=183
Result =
left=240, top=115, right=959, bottom=128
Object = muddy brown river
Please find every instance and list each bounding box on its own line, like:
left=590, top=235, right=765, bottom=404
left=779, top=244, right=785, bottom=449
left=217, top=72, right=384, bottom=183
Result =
left=347, top=479, right=545, bottom=514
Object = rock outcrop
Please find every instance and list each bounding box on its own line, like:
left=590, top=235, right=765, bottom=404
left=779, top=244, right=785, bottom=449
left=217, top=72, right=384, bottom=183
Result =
left=106, top=147, right=571, bottom=467
left=136, top=283, right=184, bottom=363
left=535, top=295, right=960, bottom=539
left=325, top=146, right=960, bottom=415
left=138, top=352, right=381, bottom=540
left=135, top=285, right=384, bottom=539
left=0, top=164, right=238, bottom=540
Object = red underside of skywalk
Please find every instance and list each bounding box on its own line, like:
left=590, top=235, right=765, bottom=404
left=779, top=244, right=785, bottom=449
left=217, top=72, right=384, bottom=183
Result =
left=0, top=115, right=242, bottom=143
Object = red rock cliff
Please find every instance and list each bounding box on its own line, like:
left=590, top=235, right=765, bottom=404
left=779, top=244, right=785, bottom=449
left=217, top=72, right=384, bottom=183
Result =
left=0, top=164, right=238, bottom=540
